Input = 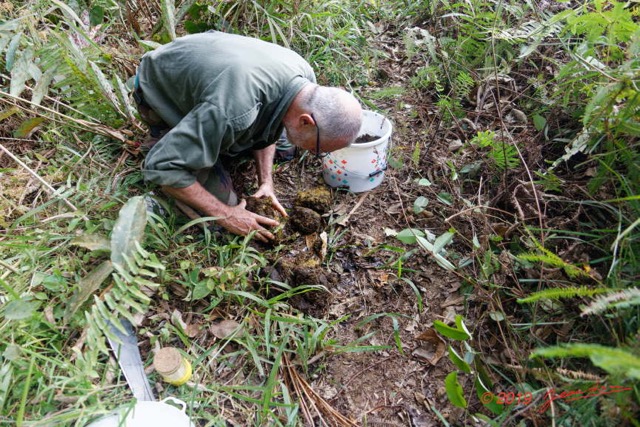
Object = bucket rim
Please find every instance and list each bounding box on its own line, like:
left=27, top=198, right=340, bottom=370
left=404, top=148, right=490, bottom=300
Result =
left=352, top=111, right=392, bottom=148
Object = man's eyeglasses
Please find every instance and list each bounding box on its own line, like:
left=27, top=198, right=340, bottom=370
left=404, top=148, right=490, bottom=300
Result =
left=311, top=113, right=327, bottom=159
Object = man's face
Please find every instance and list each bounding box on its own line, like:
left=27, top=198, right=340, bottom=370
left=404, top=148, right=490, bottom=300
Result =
left=285, top=125, right=316, bottom=154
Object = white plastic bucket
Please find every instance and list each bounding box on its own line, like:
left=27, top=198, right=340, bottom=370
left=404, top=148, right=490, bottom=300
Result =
left=86, top=398, right=194, bottom=427
left=322, top=110, right=392, bottom=192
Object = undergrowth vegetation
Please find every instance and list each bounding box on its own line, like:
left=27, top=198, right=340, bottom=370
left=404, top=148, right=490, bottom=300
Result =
left=0, top=0, right=638, bottom=426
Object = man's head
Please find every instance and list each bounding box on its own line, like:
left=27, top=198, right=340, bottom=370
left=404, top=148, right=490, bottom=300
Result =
left=283, top=85, right=362, bottom=155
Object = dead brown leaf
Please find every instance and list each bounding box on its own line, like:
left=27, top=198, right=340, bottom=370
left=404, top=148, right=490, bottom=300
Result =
left=210, top=319, right=244, bottom=339
left=413, top=328, right=446, bottom=366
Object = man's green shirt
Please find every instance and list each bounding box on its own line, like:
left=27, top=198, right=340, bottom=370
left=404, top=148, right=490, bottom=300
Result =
left=138, top=31, right=316, bottom=188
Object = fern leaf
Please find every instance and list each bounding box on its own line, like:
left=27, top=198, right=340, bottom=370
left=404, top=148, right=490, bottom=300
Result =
left=111, top=197, right=148, bottom=270
left=531, top=343, right=640, bottom=380
left=89, top=60, right=125, bottom=116
left=518, top=243, right=590, bottom=279
left=10, top=48, right=33, bottom=97
left=518, top=286, right=608, bottom=304
left=5, top=33, right=21, bottom=71
left=581, top=288, right=640, bottom=316
left=491, top=142, right=520, bottom=170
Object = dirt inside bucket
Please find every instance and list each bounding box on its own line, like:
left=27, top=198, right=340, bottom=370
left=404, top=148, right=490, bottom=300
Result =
left=354, top=133, right=379, bottom=144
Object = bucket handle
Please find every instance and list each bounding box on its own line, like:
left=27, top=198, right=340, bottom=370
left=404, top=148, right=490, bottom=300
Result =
left=335, top=164, right=387, bottom=179
left=369, top=165, right=387, bottom=178
left=161, top=397, right=188, bottom=413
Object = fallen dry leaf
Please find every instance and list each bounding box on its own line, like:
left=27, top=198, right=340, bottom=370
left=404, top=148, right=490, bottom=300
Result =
left=413, top=328, right=446, bottom=366
left=210, top=319, right=244, bottom=339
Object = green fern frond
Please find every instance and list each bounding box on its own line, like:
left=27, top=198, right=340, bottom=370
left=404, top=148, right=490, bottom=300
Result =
left=493, top=18, right=563, bottom=43
left=518, top=243, right=590, bottom=279
left=531, top=343, right=640, bottom=380
left=490, top=142, right=520, bottom=170
left=517, top=286, right=608, bottom=304
left=454, top=71, right=475, bottom=98
left=85, top=242, right=162, bottom=355
left=581, top=288, right=640, bottom=316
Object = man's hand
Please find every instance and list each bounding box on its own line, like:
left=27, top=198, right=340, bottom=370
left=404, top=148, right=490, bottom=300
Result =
left=252, top=182, right=288, bottom=217
left=162, top=182, right=279, bottom=241
left=217, top=199, right=279, bottom=242
left=252, top=145, right=288, bottom=218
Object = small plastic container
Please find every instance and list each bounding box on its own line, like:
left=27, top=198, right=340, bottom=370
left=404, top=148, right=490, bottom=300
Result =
left=153, top=347, right=192, bottom=386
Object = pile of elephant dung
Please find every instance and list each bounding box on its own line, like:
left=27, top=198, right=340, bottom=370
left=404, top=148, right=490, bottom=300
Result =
left=288, top=186, right=332, bottom=235
left=274, top=255, right=339, bottom=317
left=245, top=186, right=332, bottom=239
left=249, top=187, right=337, bottom=316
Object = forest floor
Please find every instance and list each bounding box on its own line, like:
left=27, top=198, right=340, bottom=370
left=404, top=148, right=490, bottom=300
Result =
left=134, top=24, right=559, bottom=426
left=1, top=9, right=616, bottom=426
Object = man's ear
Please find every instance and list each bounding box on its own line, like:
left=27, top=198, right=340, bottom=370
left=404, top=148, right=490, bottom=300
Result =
left=299, top=113, right=314, bottom=126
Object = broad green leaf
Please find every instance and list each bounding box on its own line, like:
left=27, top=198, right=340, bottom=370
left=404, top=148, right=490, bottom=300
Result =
left=455, top=315, right=472, bottom=340
left=50, top=0, right=85, bottom=27
left=415, top=235, right=434, bottom=251
left=70, top=234, right=111, bottom=252
left=472, top=234, right=481, bottom=249
left=64, top=260, right=114, bottom=323
left=0, top=363, right=12, bottom=413
left=111, top=197, right=147, bottom=269
left=3, top=298, right=40, bottom=321
left=0, top=19, right=21, bottom=32
left=433, top=320, right=471, bottom=341
left=89, top=5, right=105, bottom=26
left=5, top=33, right=21, bottom=71
left=437, top=192, right=453, bottom=205
left=3, top=344, right=21, bottom=361
left=13, top=117, right=45, bottom=139
left=459, top=161, right=482, bottom=176
left=489, top=311, right=505, bottom=322
left=396, top=228, right=425, bottom=244
left=475, top=376, right=503, bottom=415
left=433, top=253, right=456, bottom=271
left=413, top=196, right=429, bottom=214
left=417, top=235, right=456, bottom=270
left=433, top=231, right=454, bottom=253
left=448, top=346, right=471, bottom=373
left=0, top=107, right=20, bottom=122
left=444, top=371, right=467, bottom=408
left=192, top=280, right=212, bottom=300
left=10, top=49, right=32, bottom=97
left=31, top=68, right=55, bottom=106
left=27, top=61, right=41, bottom=81
left=531, top=344, right=640, bottom=380
left=533, top=114, right=546, bottom=131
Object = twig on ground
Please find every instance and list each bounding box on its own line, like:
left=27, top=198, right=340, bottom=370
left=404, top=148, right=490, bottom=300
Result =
left=283, top=354, right=358, bottom=427
left=337, top=192, right=369, bottom=225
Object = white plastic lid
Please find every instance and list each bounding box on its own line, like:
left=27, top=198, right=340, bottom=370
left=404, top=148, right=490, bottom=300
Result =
left=86, top=398, right=194, bottom=427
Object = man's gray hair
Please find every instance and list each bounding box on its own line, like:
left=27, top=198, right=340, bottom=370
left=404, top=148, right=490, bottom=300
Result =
left=305, top=86, right=362, bottom=144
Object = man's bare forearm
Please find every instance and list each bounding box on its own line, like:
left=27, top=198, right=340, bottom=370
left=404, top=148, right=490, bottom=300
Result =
left=253, top=145, right=276, bottom=186
left=161, top=182, right=231, bottom=219
left=162, top=181, right=278, bottom=239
